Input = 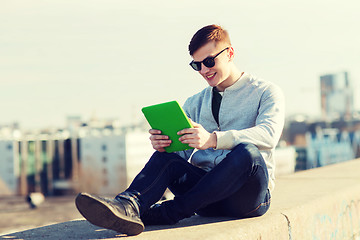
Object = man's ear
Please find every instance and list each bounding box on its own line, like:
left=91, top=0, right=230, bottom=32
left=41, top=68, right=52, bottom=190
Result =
left=228, top=47, right=235, bottom=61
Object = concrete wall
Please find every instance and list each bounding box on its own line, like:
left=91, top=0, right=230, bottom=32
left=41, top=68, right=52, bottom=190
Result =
left=273, top=159, right=360, bottom=239
left=2, top=159, right=360, bottom=240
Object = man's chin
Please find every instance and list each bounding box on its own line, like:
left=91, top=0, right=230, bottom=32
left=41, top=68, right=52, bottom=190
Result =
left=205, top=79, right=218, bottom=88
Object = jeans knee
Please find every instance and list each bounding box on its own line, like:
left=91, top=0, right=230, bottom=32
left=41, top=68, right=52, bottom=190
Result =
left=230, top=142, right=258, bottom=161
left=226, top=143, right=265, bottom=175
left=234, top=143, right=260, bottom=157
left=236, top=143, right=265, bottom=163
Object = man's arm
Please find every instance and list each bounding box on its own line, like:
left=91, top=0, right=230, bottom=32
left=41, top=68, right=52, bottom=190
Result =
left=178, top=84, right=284, bottom=151
left=215, top=84, right=285, bottom=150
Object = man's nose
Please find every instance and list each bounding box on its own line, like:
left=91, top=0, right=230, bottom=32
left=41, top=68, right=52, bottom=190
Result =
left=200, top=63, right=210, bottom=74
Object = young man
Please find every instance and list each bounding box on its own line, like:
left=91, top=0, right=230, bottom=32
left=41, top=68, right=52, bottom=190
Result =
left=75, top=24, right=285, bottom=236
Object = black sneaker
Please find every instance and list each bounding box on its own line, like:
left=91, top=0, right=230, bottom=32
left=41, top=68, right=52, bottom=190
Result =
left=75, top=192, right=144, bottom=236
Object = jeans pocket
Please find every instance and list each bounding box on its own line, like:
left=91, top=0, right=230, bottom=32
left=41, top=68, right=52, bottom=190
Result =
left=244, top=190, right=271, bottom=218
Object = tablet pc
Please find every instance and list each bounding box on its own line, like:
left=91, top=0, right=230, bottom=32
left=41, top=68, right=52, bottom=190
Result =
left=141, top=101, right=194, bottom=153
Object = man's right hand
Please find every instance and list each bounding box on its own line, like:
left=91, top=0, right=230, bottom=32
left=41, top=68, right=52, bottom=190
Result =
left=149, top=129, right=171, bottom=152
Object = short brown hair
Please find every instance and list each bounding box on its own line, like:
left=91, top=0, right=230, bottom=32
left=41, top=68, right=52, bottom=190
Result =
left=188, top=25, right=231, bottom=56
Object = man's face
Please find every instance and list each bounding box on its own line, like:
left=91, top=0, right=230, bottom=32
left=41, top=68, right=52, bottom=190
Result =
left=191, top=41, right=232, bottom=91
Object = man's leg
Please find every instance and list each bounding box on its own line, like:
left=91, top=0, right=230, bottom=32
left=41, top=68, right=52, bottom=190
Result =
left=195, top=150, right=270, bottom=218
left=154, top=143, right=270, bottom=223
left=76, top=151, right=205, bottom=234
left=121, top=151, right=207, bottom=219
left=76, top=143, right=269, bottom=232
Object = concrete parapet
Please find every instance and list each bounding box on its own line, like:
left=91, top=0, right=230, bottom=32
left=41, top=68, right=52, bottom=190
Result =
left=273, top=158, right=360, bottom=239
left=1, top=159, right=360, bottom=240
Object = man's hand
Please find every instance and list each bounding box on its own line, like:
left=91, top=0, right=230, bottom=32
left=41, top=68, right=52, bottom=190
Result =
left=178, top=119, right=217, bottom=150
left=149, top=129, right=171, bottom=152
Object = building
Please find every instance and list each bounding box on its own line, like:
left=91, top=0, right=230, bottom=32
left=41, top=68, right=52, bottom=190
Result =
left=0, top=140, right=18, bottom=195
left=320, top=72, right=353, bottom=120
left=0, top=127, right=155, bottom=196
left=78, top=129, right=154, bottom=195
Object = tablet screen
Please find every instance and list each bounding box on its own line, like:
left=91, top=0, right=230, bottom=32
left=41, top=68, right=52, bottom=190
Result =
left=142, top=101, right=194, bottom=153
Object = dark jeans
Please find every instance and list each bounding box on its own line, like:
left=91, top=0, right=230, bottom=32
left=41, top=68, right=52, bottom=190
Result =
left=122, top=143, right=271, bottom=223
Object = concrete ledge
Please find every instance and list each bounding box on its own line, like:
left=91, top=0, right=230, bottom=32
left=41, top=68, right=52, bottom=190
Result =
left=1, top=159, right=360, bottom=240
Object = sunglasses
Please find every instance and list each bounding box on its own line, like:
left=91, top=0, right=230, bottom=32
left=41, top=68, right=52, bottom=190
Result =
left=189, top=47, right=229, bottom=71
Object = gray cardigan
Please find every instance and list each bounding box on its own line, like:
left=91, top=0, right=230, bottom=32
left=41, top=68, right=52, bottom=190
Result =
left=176, top=72, right=285, bottom=191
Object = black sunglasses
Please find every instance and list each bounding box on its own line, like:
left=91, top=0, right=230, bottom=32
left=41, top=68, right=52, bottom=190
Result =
left=189, top=47, right=229, bottom=71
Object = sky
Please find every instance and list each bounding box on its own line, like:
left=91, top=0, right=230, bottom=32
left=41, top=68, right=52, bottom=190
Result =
left=1, top=0, right=360, bottom=129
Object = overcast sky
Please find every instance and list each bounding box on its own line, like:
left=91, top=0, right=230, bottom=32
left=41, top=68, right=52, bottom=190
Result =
left=1, top=0, right=359, bottom=129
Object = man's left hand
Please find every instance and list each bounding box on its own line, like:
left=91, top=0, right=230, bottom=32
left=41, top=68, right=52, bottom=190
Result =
left=178, top=119, right=217, bottom=150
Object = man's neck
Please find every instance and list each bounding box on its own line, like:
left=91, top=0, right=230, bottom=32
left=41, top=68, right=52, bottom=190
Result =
left=216, top=67, right=244, bottom=92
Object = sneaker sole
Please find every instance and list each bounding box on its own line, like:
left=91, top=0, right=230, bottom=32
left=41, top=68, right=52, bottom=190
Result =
left=75, top=193, right=144, bottom=236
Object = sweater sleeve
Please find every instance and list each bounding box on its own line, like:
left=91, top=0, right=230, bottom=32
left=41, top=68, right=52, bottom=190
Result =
left=215, top=84, right=285, bottom=150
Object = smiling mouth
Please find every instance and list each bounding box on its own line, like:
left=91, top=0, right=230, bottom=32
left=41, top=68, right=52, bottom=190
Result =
left=206, top=73, right=216, bottom=80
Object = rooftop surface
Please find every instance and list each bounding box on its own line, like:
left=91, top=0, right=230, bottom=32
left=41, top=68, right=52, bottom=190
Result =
left=1, top=159, right=360, bottom=240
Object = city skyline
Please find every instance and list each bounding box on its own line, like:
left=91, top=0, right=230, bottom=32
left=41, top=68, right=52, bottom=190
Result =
left=1, top=0, right=360, bottom=130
